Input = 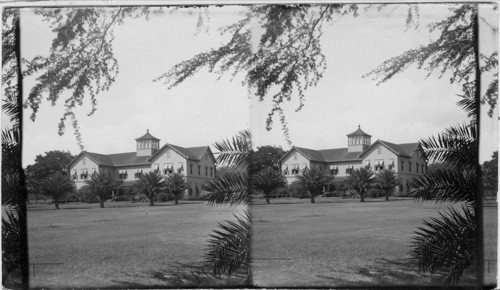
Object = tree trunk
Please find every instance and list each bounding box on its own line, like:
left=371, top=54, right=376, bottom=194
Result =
left=385, top=191, right=389, bottom=201
left=54, top=200, right=59, bottom=209
left=149, top=196, right=154, bottom=206
left=360, top=192, right=365, bottom=202
left=265, top=195, right=270, bottom=204
left=99, top=199, right=104, bottom=208
left=175, top=197, right=178, bottom=204
left=310, top=192, right=315, bottom=203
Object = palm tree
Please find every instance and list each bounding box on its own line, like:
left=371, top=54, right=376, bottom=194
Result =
left=294, top=166, right=333, bottom=203
left=201, top=130, right=253, bottom=282
left=135, top=171, right=166, bottom=206
left=374, top=169, right=401, bottom=200
left=408, top=122, right=479, bottom=284
left=252, top=167, right=287, bottom=204
left=40, top=172, right=76, bottom=209
left=347, top=167, right=375, bottom=202
left=163, top=173, right=188, bottom=205
left=83, top=171, right=117, bottom=208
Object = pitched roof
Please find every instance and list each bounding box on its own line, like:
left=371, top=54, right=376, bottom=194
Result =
left=289, top=147, right=323, bottom=162
left=107, top=152, right=151, bottom=166
left=148, top=144, right=210, bottom=162
left=84, top=152, right=115, bottom=167
left=135, top=130, right=160, bottom=141
left=377, top=140, right=419, bottom=158
left=318, top=148, right=362, bottom=162
left=347, top=126, right=372, bottom=137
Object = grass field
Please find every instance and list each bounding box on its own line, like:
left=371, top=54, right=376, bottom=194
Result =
left=28, top=201, right=246, bottom=288
left=251, top=197, right=497, bottom=288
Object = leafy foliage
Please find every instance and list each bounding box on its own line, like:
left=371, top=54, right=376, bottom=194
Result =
left=482, top=151, right=497, bottom=194
left=163, top=173, right=189, bottom=205
left=205, top=210, right=252, bottom=277
left=213, top=129, right=252, bottom=169
left=40, top=171, right=76, bottom=209
left=25, top=150, right=75, bottom=181
left=374, top=169, right=401, bottom=200
left=252, top=166, right=287, bottom=204
left=347, top=167, right=375, bottom=202
left=2, top=207, right=24, bottom=284
left=294, top=166, right=333, bottom=203
left=24, top=7, right=162, bottom=148
left=135, top=171, right=167, bottom=206
left=202, top=172, right=251, bottom=206
left=249, top=145, right=285, bottom=175
left=411, top=205, right=476, bottom=284
left=83, top=171, right=118, bottom=208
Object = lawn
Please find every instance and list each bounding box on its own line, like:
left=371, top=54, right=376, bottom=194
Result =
left=27, top=200, right=246, bottom=288
left=251, top=197, right=497, bottom=288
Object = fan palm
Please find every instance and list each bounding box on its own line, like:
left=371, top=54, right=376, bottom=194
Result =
left=40, top=172, right=76, bottom=209
left=347, top=167, right=375, bottom=202
left=294, top=166, right=333, bottom=203
left=163, top=173, right=189, bottom=205
left=201, top=130, right=253, bottom=282
left=408, top=122, right=479, bottom=284
left=83, top=171, right=117, bottom=208
left=252, top=167, right=287, bottom=204
left=135, top=171, right=166, bottom=206
left=374, top=169, right=401, bottom=200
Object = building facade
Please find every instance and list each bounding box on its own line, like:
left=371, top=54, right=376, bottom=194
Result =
left=67, top=130, right=216, bottom=199
left=280, top=126, right=426, bottom=196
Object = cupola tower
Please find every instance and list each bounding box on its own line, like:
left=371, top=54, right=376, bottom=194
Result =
left=136, top=129, right=160, bottom=157
left=347, top=125, right=371, bottom=152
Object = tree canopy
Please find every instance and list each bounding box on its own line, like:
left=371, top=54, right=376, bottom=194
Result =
left=25, top=150, right=75, bottom=181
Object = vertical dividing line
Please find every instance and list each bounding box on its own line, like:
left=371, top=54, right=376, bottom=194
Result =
left=473, top=6, right=484, bottom=288
left=14, top=9, right=29, bottom=288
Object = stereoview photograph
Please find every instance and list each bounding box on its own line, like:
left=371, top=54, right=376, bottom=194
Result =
left=1, top=2, right=498, bottom=288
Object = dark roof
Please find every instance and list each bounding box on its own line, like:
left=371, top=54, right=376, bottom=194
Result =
left=375, top=140, right=419, bottom=158
left=108, top=152, right=151, bottom=166
left=149, top=144, right=209, bottom=161
left=84, top=152, right=115, bottom=167
left=135, top=130, right=160, bottom=141
left=319, top=148, right=362, bottom=162
left=347, top=126, right=372, bottom=137
left=294, top=147, right=326, bottom=162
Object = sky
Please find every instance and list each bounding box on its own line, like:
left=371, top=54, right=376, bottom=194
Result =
left=17, top=3, right=499, bottom=167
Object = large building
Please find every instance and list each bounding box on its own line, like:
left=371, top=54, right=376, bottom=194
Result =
left=280, top=126, right=426, bottom=196
left=67, top=130, right=216, bottom=199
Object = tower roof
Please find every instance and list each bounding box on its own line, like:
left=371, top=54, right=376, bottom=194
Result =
left=135, top=129, right=160, bottom=141
left=346, top=125, right=372, bottom=137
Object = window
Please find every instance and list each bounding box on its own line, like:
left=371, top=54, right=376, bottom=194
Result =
left=205, top=166, right=208, bottom=176
left=303, top=163, right=308, bottom=170
left=401, top=161, right=404, bottom=171
left=210, top=167, right=213, bottom=176
left=80, top=169, right=88, bottom=179
left=329, top=166, right=338, bottom=175
left=135, top=169, right=143, bottom=178
left=291, top=164, right=299, bottom=174
left=409, top=162, right=412, bottom=172
left=416, top=163, right=419, bottom=173
left=365, top=162, right=371, bottom=170
left=283, top=166, right=289, bottom=175
left=72, top=169, right=78, bottom=180
left=346, top=166, right=353, bottom=174
left=119, top=170, right=128, bottom=179
left=153, top=164, right=159, bottom=173
left=177, top=162, right=184, bottom=174
left=190, top=164, right=193, bottom=174
left=388, top=159, right=395, bottom=170
left=163, top=164, right=173, bottom=174
left=82, top=157, right=86, bottom=164
left=198, top=165, right=201, bottom=175
left=374, top=161, right=384, bottom=171
left=406, top=181, right=410, bottom=193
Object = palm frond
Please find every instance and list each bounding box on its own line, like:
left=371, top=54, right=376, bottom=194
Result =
left=420, top=123, right=477, bottom=171
left=456, top=83, right=477, bottom=121
left=2, top=172, right=23, bottom=206
left=202, top=172, right=251, bottom=206
left=205, top=210, right=252, bottom=276
left=2, top=206, right=23, bottom=278
left=411, top=205, right=476, bottom=284
left=214, top=129, right=252, bottom=169
left=252, top=167, right=287, bottom=195
left=410, top=168, right=476, bottom=203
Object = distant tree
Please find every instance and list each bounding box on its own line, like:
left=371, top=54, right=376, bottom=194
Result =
left=374, top=169, right=401, bottom=200
left=135, top=171, right=166, bottom=206
left=83, top=171, right=117, bottom=208
left=163, top=173, right=189, bottom=205
left=252, top=166, right=287, bottom=204
left=347, top=167, right=375, bottom=202
left=40, top=172, right=76, bottom=209
left=25, top=150, right=75, bottom=181
left=482, top=151, right=497, bottom=196
left=250, top=146, right=286, bottom=175
left=294, top=166, right=333, bottom=203
left=215, top=165, right=246, bottom=177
